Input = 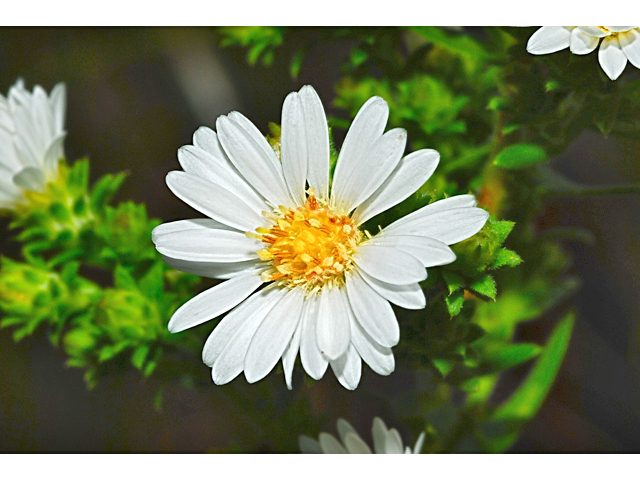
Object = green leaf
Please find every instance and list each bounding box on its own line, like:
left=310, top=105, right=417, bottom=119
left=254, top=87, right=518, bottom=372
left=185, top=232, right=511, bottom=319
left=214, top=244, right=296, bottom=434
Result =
left=408, top=26, right=493, bottom=62
left=480, top=342, right=542, bottom=372
left=470, top=275, right=497, bottom=300
left=491, top=220, right=515, bottom=244
left=491, top=248, right=523, bottom=269
left=432, top=358, right=455, bottom=378
left=484, top=313, right=575, bottom=452
left=113, top=264, right=137, bottom=291
left=442, top=271, right=464, bottom=295
left=131, top=344, right=150, bottom=370
left=494, top=144, right=547, bottom=169
left=289, top=49, right=305, bottom=79
left=445, top=290, right=465, bottom=316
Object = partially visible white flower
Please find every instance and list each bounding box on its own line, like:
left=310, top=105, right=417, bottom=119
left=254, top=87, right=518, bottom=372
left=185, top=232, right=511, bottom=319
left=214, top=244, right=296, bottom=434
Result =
left=299, top=417, right=425, bottom=454
left=153, top=85, right=488, bottom=390
left=526, top=26, right=640, bottom=80
left=0, top=80, right=67, bottom=210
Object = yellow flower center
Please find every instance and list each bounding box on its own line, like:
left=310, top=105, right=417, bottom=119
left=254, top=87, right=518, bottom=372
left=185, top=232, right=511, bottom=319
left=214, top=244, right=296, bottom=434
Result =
left=252, top=193, right=362, bottom=292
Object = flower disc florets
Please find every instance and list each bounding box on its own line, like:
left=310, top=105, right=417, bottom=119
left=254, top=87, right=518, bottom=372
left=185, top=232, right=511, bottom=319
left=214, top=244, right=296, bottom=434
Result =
left=253, top=191, right=362, bottom=292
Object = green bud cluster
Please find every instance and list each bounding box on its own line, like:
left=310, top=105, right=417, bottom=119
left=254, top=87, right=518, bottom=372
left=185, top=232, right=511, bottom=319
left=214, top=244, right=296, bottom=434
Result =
left=1, top=158, right=201, bottom=389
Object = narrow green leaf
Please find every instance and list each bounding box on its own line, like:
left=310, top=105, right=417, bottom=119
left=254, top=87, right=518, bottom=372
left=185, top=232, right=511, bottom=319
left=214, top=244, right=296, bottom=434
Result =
left=480, top=342, right=542, bottom=372
left=494, top=144, right=547, bottom=169
left=131, top=344, right=151, bottom=370
left=493, top=313, right=574, bottom=422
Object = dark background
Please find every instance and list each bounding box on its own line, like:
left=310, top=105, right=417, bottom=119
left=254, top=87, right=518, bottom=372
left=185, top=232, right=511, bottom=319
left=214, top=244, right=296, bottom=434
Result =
left=0, top=27, right=639, bottom=452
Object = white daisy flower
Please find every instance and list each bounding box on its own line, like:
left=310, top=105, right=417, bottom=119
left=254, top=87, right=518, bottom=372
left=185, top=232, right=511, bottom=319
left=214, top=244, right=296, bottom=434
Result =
left=299, top=417, right=426, bottom=454
left=526, top=26, right=640, bottom=80
left=152, top=85, right=488, bottom=390
left=0, top=79, right=67, bottom=210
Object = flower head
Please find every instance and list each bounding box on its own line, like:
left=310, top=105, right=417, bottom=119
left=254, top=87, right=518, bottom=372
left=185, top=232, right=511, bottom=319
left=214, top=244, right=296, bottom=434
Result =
left=0, top=80, right=67, bottom=210
left=153, top=85, right=488, bottom=390
left=299, top=417, right=425, bottom=454
left=526, top=26, right=640, bottom=80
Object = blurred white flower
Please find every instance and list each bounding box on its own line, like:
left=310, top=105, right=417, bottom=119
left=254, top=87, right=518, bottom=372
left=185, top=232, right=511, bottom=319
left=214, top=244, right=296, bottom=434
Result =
left=526, top=26, right=640, bottom=80
left=299, top=417, right=425, bottom=454
left=153, top=85, right=488, bottom=390
left=0, top=80, right=67, bottom=209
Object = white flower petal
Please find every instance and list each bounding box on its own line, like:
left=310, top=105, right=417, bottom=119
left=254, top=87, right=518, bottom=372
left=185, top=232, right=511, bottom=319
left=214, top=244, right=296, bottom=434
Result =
left=619, top=29, right=640, bottom=68
left=350, top=312, right=395, bottom=376
left=32, top=86, right=55, bottom=143
left=330, top=344, right=362, bottom=390
left=367, top=234, right=456, bottom=268
left=577, top=26, right=607, bottom=38
left=344, top=432, right=373, bottom=454
left=570, top=28, right=599, bottom=55
left=202, top=288, right=276, bottom=366
left=385, top=428, right=404, bottom=454
left=42, top=133, right=66, bottom=175
left=318, top=433, right=348, bottom=454
left=384, top=206, right=489, bottom=245
left=168, top=272, right=263, bottom=333
left=382, top=194, right=476, bottom=232
left=413, top=432, right=426, bottom=454
left=152, top=218, right=238, bottom=244
left=281, top=91, right=308, bottom=206
left=216, top=114, right=292, bottom=207
left=337, top=419, right=358, bottom=444
left=331, top=96, right=388, bottom=208
left=299, top=295, right=329, bottom=380
left=49, top=83, right=66, bottom=134
left=177, top=145, right=267, bottom=213
left=527, top=26, right=573, bottom=54
left=299, top=85, right=330, bottom=199
left=353, top=149, right=440, bottom=225
left=211, top=287, right=287, bottom=384
left=316, top=287, right=351, bottom=360
left=12, top=166, right=45, bottom=191
left=154, top=228, right=262, bottom=263
left=599, top=35, right=628, bottom=80
left=166, top=171, right=265, bottom=231
left=244, top=288, right=305, bottom=384
left=372, top=417, right=389, bottom=454
left=227, top=111, right=283, bottom=172
left=354, top=244, right=426, bottom=285
left=334, top=128, right=407, bottom=213
left=298, top=435, right=323, bottom=454
left=282, top=315, right=303, bottom=390
left=346, top=270, right=399, bottom=348
left=162, top=256, right=259, bottom=280
left=358, top=269, right=426, bottom=310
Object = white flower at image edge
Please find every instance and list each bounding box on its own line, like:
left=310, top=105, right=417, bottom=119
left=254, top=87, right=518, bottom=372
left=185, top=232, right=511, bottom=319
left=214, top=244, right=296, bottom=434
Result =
left=152, top=85, right=488, bottom=390
left=299, top=417, right=425, bottom=454
left=0, top=80, right=67, bottom=210
left=526, top=26, right=640, bottom=80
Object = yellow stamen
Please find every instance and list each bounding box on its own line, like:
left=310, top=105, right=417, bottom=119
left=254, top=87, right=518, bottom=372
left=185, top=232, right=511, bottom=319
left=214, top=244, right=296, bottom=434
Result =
left=254, top=194, right=362, bottom=291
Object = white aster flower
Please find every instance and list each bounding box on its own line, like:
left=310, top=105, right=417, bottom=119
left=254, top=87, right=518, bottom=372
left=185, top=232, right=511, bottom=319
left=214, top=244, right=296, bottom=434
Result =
left=152, top=85, right=488, bottom=390
left=526, top=26, right=640, bottom=80
left=299, top=417, right=425, bottom=454
left=0, top=79, right=67, bottom=210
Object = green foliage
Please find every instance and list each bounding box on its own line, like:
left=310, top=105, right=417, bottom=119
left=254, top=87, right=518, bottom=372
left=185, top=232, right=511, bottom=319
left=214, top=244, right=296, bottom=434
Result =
left=494, top=143, right=547, bottom=169
left=1, top=158, right=202, bottom=389
left=218, top=26, right=285, bottom=66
